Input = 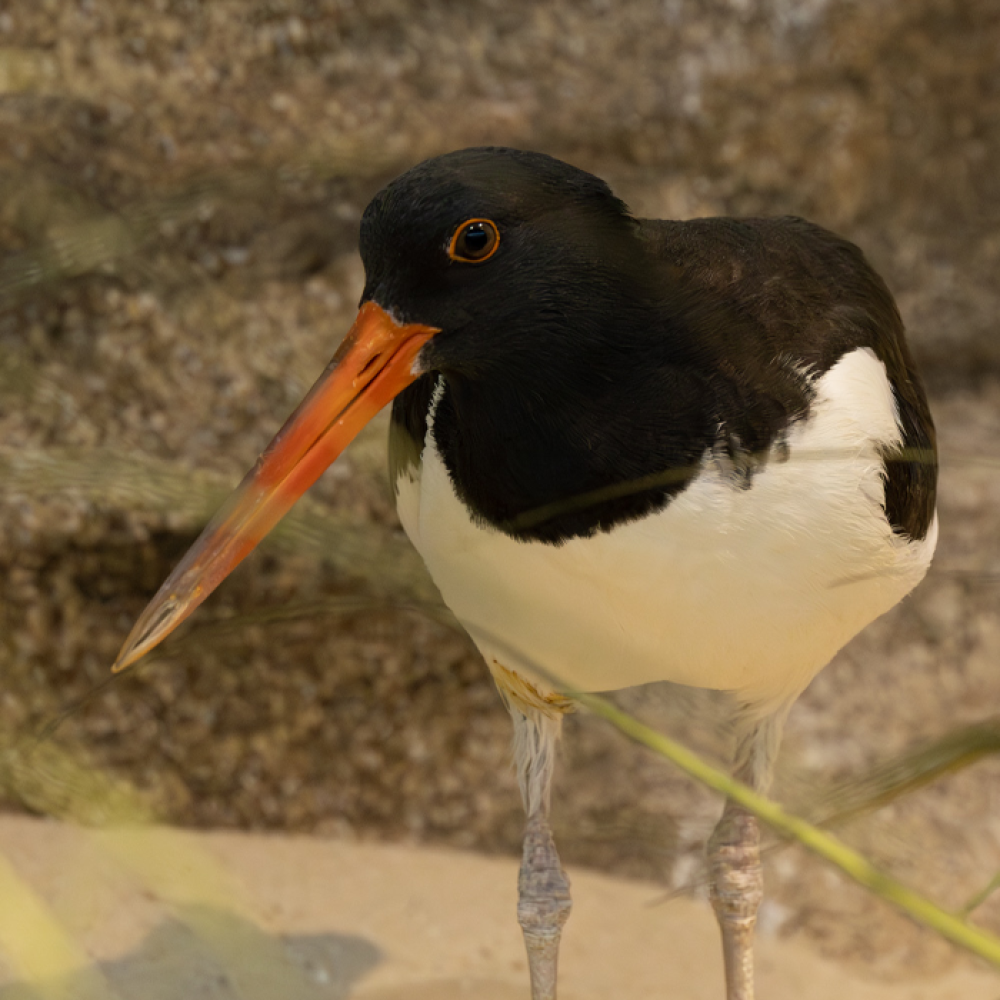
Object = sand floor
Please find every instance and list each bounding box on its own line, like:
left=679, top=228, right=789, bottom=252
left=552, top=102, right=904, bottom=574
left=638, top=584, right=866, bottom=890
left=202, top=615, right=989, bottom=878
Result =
left=0, top=815, right=994, bottom=1000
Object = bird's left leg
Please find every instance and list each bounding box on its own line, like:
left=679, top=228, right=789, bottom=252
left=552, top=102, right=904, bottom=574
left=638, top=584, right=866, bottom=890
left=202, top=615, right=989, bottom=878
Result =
left=707, top=710, right=787, bottom=1000
left=498, top=670, right=572, bottom=1000
left=708, top=795, right=762, bottom=1000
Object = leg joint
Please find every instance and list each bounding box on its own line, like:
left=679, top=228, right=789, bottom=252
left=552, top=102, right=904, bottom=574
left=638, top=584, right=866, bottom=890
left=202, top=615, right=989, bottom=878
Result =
left=707, top=806, right=763, bottom=924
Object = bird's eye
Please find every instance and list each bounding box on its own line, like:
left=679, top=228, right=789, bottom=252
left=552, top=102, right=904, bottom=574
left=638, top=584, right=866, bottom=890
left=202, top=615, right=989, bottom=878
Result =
left=448, top=219, right=500, bottom=263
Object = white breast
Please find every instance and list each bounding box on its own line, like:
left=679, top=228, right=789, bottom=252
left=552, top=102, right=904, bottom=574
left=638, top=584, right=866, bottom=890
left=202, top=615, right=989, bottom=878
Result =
left=395, top=349, right=937, bottom=714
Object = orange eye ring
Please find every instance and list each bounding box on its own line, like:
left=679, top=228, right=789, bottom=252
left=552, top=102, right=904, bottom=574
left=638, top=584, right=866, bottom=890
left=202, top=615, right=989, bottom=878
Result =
left=448, top=218, right=500, bottom=263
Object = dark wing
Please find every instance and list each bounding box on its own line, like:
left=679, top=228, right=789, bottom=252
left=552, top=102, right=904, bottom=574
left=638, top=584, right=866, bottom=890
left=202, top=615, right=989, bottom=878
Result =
left=644, top=215, right=937, bottom=540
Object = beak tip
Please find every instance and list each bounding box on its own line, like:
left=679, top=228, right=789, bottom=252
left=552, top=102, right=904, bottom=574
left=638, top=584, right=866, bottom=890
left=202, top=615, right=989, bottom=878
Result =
left=111, top=591, right=187, bottom=674
left=111, top=635, right=143, bottom=674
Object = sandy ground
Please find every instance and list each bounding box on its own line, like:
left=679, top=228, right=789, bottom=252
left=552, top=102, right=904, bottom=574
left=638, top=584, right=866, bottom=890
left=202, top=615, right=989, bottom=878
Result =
left=0, top=814, right=995, bottom=1000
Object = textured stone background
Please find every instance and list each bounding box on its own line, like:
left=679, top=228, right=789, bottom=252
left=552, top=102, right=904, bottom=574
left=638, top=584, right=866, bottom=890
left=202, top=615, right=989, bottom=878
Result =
left=1, top=0, right=999, bottom=977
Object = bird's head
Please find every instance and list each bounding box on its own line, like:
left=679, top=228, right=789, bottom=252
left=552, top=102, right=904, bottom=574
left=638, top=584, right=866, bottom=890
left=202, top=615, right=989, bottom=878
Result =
left=112, top=148, right=649, bottom=672
left=358, top=147, right=646, bottom=381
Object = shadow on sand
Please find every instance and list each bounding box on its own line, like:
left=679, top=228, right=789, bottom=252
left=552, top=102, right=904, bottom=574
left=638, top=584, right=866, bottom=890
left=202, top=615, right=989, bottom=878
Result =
left=0, top=906, right=381, bottom=1000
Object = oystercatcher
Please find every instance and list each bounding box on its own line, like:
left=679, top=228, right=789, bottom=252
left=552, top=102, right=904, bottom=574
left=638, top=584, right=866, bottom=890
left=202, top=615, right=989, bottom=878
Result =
left=114, top=147, right=938, bottom=1000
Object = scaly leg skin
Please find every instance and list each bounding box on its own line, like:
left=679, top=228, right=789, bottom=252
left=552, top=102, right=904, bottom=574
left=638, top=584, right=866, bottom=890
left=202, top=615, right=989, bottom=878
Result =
left=707, top=798, right=764, bottom=1000
left=518, top=807, right=572, bottom=1000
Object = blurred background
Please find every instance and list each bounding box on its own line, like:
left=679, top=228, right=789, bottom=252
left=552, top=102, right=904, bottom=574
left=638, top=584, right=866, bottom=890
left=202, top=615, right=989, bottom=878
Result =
left=0, top=0, right=999, bottom=983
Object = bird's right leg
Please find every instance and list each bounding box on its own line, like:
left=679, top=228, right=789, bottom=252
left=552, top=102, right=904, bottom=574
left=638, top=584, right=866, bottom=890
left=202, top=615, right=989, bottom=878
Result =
left=518, top=800, right=571, bottom=1000
left=501, top=679, right=572, bottom=1000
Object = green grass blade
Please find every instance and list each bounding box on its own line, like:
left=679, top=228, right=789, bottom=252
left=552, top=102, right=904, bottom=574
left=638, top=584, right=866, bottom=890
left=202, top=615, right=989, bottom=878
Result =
left=573, top=689, right=1000, bottom=968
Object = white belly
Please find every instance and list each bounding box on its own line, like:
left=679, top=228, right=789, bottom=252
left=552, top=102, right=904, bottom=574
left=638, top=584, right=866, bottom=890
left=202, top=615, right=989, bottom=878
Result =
left=395, top=349, right=937, bottom=713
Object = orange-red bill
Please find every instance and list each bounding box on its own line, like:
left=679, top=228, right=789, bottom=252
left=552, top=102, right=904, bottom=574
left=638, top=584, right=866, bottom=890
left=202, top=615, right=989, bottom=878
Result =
left=112, top=301, right=438, bottom=673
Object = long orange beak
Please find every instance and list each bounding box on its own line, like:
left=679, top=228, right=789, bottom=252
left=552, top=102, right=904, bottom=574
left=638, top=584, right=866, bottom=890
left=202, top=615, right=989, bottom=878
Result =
left=113, top=302, right=438, bottom=673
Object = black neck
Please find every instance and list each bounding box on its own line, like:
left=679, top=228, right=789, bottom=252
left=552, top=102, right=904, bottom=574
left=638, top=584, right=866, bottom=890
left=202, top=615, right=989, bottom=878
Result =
left=429, top=333, right=716, bottom=542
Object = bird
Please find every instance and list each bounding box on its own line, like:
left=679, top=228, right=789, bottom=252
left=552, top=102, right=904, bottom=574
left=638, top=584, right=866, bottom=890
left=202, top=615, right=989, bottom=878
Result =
left=113, top=147, right=938, bottom=1000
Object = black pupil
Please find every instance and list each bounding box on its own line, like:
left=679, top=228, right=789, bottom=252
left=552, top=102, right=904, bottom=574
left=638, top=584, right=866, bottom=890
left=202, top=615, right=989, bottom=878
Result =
left=461, top=223, right=491, bottom=257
